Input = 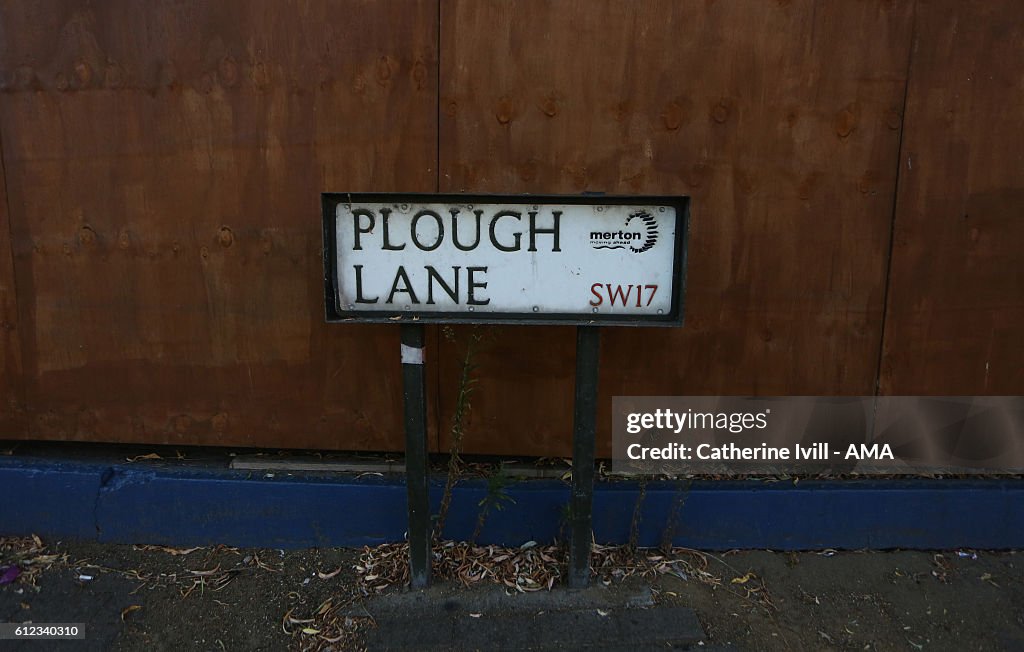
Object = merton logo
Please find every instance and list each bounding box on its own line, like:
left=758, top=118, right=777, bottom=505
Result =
left=589, top=210, right=659, bottom=253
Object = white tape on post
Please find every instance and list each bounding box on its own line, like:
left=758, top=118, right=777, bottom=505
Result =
left=401, top=343, right=425, bottom=365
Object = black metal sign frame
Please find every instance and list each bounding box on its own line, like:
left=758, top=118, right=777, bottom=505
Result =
left=322, top=193, right=689, bottom=327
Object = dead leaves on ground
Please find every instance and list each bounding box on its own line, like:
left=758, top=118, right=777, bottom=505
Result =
left=0, top=534, right=46, bottom=557
left=354, top=541, right=564, bottom=595
left=352, top=540, right=740, bottom=597
left=932, top=553, right=954, bottom=583
left=0, top=536, right=280, bottom=597
left=124, top=451, right=186, bottom=462
left=591, top=545, right=775, bottom=612
left=0, top=535, right=69, bottom=587
left=592, top=544, right=720, bottom=588
left=133, top=544, right=201, bottom=556
left=179, top=564, right=242, bottom=598
left=317, top=566, right=343, bottom=580
left=284, top=598, right=374, bottom=652
left=120, top=604, right=142, bottom=621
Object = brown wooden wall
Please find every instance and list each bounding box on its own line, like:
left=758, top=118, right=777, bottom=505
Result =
left=0, top=0, right=439, bottom=450
left=0, top=1, right=1020, bottom=457
left=879, top=1, right=1024, bottom=396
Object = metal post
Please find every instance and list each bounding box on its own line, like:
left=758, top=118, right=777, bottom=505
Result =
left=569, top=325, right=600, bottom=588
left=400, top=323, right=431, bottom=588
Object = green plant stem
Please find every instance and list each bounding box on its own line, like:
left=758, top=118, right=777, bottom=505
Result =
left=433, top=327, right=482, bottom=541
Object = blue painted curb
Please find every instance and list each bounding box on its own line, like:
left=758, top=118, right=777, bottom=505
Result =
left=2, top=456, right=1022, bottom=549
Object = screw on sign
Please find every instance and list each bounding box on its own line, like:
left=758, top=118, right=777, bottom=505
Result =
left=322, top=193, right=689, bottom=588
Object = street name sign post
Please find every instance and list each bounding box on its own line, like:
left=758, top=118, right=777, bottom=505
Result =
left=322, top=193, right=689, bottom=588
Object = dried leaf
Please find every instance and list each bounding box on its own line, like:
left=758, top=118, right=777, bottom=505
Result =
left=137, top=545, right=201, bottom=556
left=317, top=566, right=343, bottom=580
left=25, top=554, right=61, bottom=565
left=121, top=605, right=142, bottom=621
left=126, top=453, right=162, bottom=462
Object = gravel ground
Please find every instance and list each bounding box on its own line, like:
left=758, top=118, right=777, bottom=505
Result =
left=1, top=536, right=1023, bottom=651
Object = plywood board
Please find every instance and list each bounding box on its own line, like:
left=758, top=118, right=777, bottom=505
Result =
left=0, top=0, right=439, bottom=449
left=439, top=0, right=914, bottom=456
left=880, top=0, right=1024, bottom=395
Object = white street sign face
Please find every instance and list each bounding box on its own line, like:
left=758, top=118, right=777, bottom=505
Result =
left=323, top=194, right=688, bottom=325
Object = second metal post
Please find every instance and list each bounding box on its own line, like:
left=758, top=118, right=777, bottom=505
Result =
left=568, top=325, right=600, bottom=588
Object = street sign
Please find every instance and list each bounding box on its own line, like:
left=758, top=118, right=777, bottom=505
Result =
left=323, top=194, right=688, bottom=326
left=322, top=192, right=690, bottom=589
